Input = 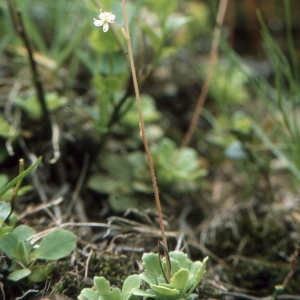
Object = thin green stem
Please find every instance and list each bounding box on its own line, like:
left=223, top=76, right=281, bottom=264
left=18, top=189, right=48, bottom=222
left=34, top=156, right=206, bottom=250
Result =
left=120, top=0, right=171, bottom=279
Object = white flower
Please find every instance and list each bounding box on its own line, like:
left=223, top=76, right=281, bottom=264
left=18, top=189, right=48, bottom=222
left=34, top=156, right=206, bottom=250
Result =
left=93, top=9, right=115, bottom=32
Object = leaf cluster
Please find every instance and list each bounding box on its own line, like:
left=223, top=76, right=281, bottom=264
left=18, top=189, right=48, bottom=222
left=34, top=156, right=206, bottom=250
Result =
left=0, top=225, right=76, bottom=282
left=78, top=252, right=208, bottom=300
left=133, top=251, right=208, bottom=300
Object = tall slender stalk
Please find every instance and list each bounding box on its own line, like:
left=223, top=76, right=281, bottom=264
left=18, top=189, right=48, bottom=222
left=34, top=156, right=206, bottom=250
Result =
left=120, top=0, right=171, bottom=279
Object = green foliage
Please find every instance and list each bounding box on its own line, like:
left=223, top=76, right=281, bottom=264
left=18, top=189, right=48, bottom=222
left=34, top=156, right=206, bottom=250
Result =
left=0, top=116, right=19, bottom=164
left=78, top=275, right=142, bottom=300
left=0, top=157, right=42, bottom=242
left=132, top=252, right=208, bottom=300
left=0, top=157, right=42, bottom=199
left=0, top=202, right=12, bottom=240
left=121, top=94, right=162, bottom=127
left=87, top=92, right=205, bottom=211
left=0, top=225, right=76, bottom=282
left=88, top=137, right=206, bottom=212
left=80, top=0, right=192, bottom=136
left=146, top=0, right=177, bottom=23
left=201, top=61, right=251, bottom=115
left=16, top=92, right=67, bottom=120
left=13, top=0, right=89, bottom=66
left=217, top=2, right=300, bottom=186
left=78, top=252, right=208, bottom=300
left=152, top=138, right=207, bottom=189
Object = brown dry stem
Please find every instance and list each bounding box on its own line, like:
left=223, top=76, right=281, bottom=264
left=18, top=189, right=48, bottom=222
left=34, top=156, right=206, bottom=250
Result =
left=180, top=0, right=228, bottom=150
left=121, top=0, right=171, bottom=279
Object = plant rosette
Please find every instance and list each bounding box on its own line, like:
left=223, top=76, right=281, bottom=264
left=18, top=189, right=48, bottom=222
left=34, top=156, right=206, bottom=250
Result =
left=0, top=225, right=76, bottom=282
left=78, top=275, right=142, bottom=300
left=132, top=251, right=208, bottom=300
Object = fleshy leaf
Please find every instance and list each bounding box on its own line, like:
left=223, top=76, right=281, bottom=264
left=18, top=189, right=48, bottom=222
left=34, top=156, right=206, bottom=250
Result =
left=0, top=226, right=12, bottom=240
left=7, top=268, right=31, bottom=281
left=131, top=288, right=156, bottom=298
left=94, top=276, right=110, bottom=296
left=122, top=274, right=141, bottom=300
left=0, top=231, right=20, bottom=260
left=150, top=284, right=180, bottom=296
left=34, top=229, right=76, bottom=260
left=169, top=268, right=189, bottom=296
left=189, top=257, right=208, bottom=293
left=78, top=288, right=99, bottom=300
left=109, top=288, right=122, bottom=300
left=0, top=202, right=11, bottom=221
left=142, top=253, right=162, bottom=276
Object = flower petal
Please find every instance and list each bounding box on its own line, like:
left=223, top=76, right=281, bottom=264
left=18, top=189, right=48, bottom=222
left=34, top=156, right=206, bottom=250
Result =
left=103, top=23, right=109, bottom=32
left=94, top=19, right=104, bottom=27
left=106, top=14, right=115, bottom=22
left=100, top=12, right=110, bottom=19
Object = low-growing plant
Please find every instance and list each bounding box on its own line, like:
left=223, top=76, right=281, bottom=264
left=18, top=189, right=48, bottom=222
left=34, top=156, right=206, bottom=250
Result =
left=133, top=251, right=208, bottom=300
left=78, top=252, right=208, bottom=300
left=0, top=225, right=76, bottom=282
left=0, top=157, right=42, bottom=240
left=78, top=1, right=209, bottom=299
left=78, top=275, right=142, bottom=300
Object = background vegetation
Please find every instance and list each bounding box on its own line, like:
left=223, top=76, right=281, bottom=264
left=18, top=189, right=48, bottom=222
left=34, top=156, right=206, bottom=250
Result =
left=0, top=0, right=300, bottom=299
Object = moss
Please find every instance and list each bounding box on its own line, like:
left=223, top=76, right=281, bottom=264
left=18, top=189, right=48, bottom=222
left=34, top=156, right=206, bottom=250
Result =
left=204, top=210, right=299, bottom=295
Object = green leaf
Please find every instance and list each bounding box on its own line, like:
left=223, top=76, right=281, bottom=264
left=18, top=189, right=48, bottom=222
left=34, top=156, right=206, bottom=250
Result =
left=14, top=224, right=36, bottom=240
left=94, top=276, right=110, bottom=297
left=188, top=257, right=208, bottom=294
left=169, top=269, right=189, bottom=295
left=79, top=288, right=99, bottom=300
left=0, top=157, right=42, bottom=198
left=102, top=154, right=133, bottom=183
left=139, top=272, right=159, bottom=286
left=90, top=29, right=120, bottom=53
left=131, top=288, right=156, bottom=298
left=0, top=231, right=19, bottom=259
left=108, top=288, right=122, bottom=300
left=146, top=0, right=177, bottom=22
left=0, top=115, right=18, bottom=139
left=142, top=253, right=162, bottom=276
left=0, top=225, right=35, bottom=261
left=109, top=194, right=141, bottom=213
left=34, top=229, right=76, bottom=260
left=1, top=185, right=33, bottom=202
left=17, top=225, right=36, bottom=264
left=16, top=93, right=67, bottom=119
left=0, top=202, right=11, bottom=221
left=28, top=264, right=50, bottom=282
left=194, top=257, right=208, bottom=286
left=98, top=53, right=128, bottom=75
left=0, top=175, right=9, bottom=189
left=0, top=226, right=12, bottom=240
left=121, top=95, right=161, bottom=127
left=150, top=284, right=180, bottom=296
left=17, top=240, right=30, bottom=266
left=87, top=173, right=120, bottom=194
left=162, top=258, right=181, bottom=277
left=169, top=251, right=191, bottom=269
left=122, top=275, right=141, bottom=300
left=7, top=268, right=31, bottom=281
